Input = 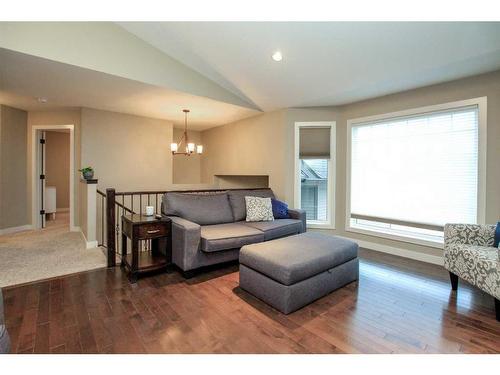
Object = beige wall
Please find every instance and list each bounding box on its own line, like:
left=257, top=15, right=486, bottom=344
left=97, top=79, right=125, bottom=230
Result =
left=27, top=109, right=81, bottom=228
left=45, top=131, right=70, bottom=209
left=80, top=108, right=174, bottom=192
left=0, top=105, right=28, bottom=229
left=201, top=109, right=289, bottom=199
left=201, top=107, right=339, bottom=203
left=200, top=70, right=500, bottom=258
left=172, top=128, right=203, bottom=184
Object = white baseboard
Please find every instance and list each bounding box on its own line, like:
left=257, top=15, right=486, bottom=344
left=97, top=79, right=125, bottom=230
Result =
left=337, top=235, right=443, bottom=266
left=85, top=240, right=99, bottom=249
left=0, top=224, right=33, bottom=235
left=77, top=227, right=98, bottom=249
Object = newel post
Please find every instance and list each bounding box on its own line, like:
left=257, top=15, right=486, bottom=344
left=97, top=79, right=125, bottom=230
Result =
left=80, top=178, right=98, bottom=248
left=106, top=188, right=116, bottom=267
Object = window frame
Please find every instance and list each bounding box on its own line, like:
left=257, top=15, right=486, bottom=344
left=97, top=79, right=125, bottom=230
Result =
left=345, top=97, right=487, bottom=248
left=294, top=121, right=336, bottom=229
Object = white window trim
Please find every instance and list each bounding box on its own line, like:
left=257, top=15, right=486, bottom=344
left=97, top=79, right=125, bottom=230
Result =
left=345, top=97, right=487, bottom=248
left=294, top=121, right=336, bottom=229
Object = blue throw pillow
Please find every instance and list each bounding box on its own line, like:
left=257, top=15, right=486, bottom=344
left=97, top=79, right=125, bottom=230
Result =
left=271, top=198, right=290, bottom=219
left=494, top=222, right=500, bottom=248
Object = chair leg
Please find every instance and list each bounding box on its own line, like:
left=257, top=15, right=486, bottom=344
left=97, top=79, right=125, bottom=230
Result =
left=495, top=298, right=499, bottom=322
left=449, top=272, right=458, bottom=291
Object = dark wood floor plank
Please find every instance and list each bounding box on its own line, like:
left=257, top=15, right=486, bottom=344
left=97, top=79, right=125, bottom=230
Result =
left=3, top=248, right=499, bottom=354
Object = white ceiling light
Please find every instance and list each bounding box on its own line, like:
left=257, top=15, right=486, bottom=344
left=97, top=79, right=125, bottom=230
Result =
left=272, top=51, right=283, bottom=62
left=37, top=97, right=48, bottom=104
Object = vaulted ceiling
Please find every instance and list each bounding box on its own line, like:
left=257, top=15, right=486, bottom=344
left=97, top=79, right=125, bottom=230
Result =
left=1, top=22, right=500, bottom=130
left=119, top=22, right=500, bottom=111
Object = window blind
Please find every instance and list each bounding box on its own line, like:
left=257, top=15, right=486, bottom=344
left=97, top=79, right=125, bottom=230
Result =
left=350, top=106, right=478, bottom=228
left=299, top=127, right=331, bottom=158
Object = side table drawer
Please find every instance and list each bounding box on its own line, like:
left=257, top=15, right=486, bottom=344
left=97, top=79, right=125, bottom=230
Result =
left=135, top=222, right=169, bottom=239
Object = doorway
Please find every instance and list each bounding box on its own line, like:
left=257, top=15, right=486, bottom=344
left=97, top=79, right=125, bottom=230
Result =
left=31, top=125, right=75, bottom=231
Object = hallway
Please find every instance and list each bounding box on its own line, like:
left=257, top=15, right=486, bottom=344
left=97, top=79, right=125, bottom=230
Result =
left=0, top=213, right=106, bottom=288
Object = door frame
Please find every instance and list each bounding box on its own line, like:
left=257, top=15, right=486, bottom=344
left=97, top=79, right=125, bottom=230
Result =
left=31, top=124, right=76, bottom=230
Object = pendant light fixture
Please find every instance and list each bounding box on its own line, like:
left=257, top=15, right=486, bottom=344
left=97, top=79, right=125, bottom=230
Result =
left=171, top=109, right=203, bottom=156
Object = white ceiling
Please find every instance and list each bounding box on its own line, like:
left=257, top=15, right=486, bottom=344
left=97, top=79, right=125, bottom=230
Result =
left=0, top=48, right=259, bottom=130
left=119, top=22, right=500, bottom=111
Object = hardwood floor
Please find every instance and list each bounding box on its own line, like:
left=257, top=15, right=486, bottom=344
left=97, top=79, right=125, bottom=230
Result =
left=3, top=248, right=499, bottom=354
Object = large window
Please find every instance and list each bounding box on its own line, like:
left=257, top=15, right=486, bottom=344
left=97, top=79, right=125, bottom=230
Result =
left=347, top=98, right=485, bottom=246
left=295, top=122, right=336, bottom=228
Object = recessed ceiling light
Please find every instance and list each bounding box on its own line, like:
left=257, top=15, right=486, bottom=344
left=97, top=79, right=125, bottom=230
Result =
left=272, top=51, right=283, bottom=62
left=37, top=97, right=48, bottom=104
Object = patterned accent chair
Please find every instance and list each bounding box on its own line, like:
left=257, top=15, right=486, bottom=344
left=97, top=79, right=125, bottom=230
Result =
left=0, top=289, right=11, bottom=354
left=444, top=224, right=499, bottom=321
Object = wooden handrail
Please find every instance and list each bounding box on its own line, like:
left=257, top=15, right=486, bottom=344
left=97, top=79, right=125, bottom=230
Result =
left=114, top=187, right=271, bottom=195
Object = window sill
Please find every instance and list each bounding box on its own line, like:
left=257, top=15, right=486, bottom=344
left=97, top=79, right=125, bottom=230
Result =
left=307, top=221, right=335, bottom=230
left=345, top=225, right=443, bottom=249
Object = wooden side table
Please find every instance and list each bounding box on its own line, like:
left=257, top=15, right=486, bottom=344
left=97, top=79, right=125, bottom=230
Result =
left=121, top=214, right=172, bottom=283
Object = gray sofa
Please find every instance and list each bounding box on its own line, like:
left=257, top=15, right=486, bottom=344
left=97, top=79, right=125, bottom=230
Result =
left=0, top=289, right=10, bottom=354
left=161, top=189, right=306, bottom=276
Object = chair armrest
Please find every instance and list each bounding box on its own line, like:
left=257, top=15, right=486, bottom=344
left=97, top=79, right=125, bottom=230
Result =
left=166, top=216, right=201, bottom=271
left=288, top=208, right=307, bottom=232
left=444, top=223, right=495, bottom=250
left=0, top=289, right=4, bottom=325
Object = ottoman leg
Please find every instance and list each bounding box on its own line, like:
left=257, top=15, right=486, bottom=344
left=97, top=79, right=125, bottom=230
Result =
left=449, top=272, right=458, bottom=291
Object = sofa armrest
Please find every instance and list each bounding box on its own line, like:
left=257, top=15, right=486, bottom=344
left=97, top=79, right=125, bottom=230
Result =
left=288, top=208, right=307, bottom=233
left=444, top=223, right=495, bottom=250
left=167, top=216, right=201, bottom=271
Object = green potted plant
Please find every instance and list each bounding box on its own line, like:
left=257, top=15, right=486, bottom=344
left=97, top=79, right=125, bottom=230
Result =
left=79, top=166, right=94, bottom=180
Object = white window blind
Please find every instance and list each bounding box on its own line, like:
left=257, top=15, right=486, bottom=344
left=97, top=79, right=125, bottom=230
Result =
left=350, top=106, right=479, bottom=228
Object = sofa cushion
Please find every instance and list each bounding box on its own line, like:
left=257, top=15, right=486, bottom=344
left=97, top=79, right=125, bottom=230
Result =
left=240, top=232, right=358, bottom=285
left=163, top=192, right=234, bottom=225
left=244, top=219, right=302, bottom=240
left=201, top=223, right=265, bottom=253
left=228, top=189, right=275, bottom=222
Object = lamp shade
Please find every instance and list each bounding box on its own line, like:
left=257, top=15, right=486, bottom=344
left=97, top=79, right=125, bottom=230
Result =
left=170, top=143, right=178, bottom=152
left=187, top=143, right=195, bottom=152
left=197, top=145, right=203, bottom=154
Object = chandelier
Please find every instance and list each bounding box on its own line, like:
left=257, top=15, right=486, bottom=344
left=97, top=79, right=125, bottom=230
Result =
left=170, top=109, right=203, bottom=156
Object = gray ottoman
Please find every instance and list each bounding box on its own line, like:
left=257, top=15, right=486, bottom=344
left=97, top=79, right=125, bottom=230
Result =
left=239, top=232, right=359, bottom=314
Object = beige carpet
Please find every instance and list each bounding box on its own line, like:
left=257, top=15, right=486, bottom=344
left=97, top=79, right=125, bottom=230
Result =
left=0, top=213, right=106, bottom=288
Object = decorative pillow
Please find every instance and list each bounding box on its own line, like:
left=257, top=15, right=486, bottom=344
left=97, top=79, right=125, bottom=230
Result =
left=245, top=196, right=274, bottom=222
left=271, top=198, right=290, bottom=219
left=494, top=221, right=500, bottom=248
